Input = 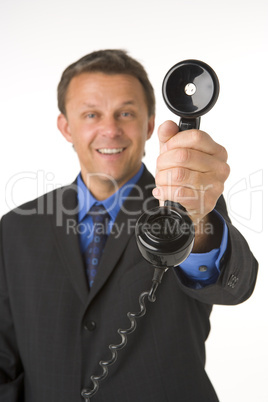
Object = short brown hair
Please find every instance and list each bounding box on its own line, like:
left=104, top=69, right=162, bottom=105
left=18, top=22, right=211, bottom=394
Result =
left=57, top=49, right=155, bottom=117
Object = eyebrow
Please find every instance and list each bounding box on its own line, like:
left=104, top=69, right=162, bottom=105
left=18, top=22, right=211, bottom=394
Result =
left=81, top=100, right=137, bottom=108
left=121, top=100, right=136, bottom=106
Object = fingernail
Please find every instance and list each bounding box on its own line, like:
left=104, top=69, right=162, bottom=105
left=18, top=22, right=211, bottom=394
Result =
left=152, top=187, right=160, bottom=197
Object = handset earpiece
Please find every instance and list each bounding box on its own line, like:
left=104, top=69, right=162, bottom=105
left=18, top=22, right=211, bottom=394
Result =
left=162, top=59, right=220, bottom=130
left=136, top=59, right=220, bottom=274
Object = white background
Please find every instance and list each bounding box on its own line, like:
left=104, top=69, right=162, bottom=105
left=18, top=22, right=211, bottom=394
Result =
left=1, top=0, right=267, bottom=400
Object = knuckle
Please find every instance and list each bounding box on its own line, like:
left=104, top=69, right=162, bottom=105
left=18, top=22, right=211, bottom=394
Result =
left=220, top=162, right=230, bottom=179
left=225, top=162, right=231, bottom=177
left=191, top=129, right=203, bottom=144
left=175, top=148, right=189, bottom=163
left=175, top=167, right=186, bottom=183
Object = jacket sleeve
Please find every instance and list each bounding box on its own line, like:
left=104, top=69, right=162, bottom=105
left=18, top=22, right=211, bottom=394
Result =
left=174, top=195, right=258, bottom=305
left=0, top=217, right=24, bottom=401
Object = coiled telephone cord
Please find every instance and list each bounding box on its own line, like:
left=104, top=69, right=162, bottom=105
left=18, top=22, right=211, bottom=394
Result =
left=81, top=267, right=165, bottom=401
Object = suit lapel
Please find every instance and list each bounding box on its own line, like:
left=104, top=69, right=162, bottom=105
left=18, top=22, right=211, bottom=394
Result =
left=50, top=182, right=89, bottom=305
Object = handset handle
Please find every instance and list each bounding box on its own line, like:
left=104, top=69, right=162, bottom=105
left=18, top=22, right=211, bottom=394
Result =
left=179, top=116, right=200, bottom=132
left=167, top=115, right=201, bottom=211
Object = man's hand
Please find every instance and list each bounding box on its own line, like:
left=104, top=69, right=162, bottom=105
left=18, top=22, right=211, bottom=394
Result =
left=152, top=120, right=230, bottom=252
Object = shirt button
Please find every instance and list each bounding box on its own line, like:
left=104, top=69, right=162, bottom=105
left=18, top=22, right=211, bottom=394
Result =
left=199, top=265, right=208, bottom=272
left=84, top=320, right=96, bottom=331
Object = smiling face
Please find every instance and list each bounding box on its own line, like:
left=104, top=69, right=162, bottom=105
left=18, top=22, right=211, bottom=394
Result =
left=57, top=72, right=155, bottom=199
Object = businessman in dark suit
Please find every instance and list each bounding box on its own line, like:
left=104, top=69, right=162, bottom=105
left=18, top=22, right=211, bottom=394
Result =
left=0, top=50, right=258, bottom=402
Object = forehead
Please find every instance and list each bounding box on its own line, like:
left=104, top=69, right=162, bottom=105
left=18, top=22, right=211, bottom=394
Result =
left=66, top=72, right=147, bottom=106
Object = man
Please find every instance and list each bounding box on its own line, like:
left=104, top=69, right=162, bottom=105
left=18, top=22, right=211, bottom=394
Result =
left=0, top=49, right=258, bottom=402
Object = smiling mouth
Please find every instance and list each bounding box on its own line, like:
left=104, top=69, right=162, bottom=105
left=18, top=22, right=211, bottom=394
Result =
left=97, top=148, right=125, bottom=154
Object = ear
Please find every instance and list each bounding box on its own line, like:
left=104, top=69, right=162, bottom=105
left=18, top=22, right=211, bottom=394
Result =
left=57, top=113, right=73, bottom=143
left=146, top=115, right=155, bottom=140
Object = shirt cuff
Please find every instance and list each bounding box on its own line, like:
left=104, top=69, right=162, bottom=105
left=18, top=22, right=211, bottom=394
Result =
left=176, top=210, right=228, bottom=286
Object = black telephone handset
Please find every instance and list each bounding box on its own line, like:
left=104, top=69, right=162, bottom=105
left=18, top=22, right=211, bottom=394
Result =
left=81, top=60, right=220, bottom=402
left=136, top=59, right=219, bottom=292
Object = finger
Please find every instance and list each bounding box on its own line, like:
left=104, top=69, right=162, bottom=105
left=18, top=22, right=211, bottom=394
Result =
left=155, top=167, right=225, bottom=192
left=152, top=185, right=219, bottom=218
left=158, top=120, right=179, bottom=153
left=157, top=148, right=230, bottom=181
left=162, top=129, right=228, bottom=162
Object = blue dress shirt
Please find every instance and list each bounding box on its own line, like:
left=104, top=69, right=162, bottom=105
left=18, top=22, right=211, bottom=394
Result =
left=77, top=164, right=228, bottom=287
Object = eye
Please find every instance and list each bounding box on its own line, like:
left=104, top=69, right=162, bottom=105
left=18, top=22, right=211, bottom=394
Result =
left=87, top=113, right=96, bottom=119
left=119, top=111, right=135, bottom=119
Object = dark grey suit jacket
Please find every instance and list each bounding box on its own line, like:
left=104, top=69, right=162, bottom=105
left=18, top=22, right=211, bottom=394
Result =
left=0, top=166, right=258, bottom=402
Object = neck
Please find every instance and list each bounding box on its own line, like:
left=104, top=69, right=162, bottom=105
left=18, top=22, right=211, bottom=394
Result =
left=81, top=165, right=143, bottom=201
left=80, top=176, right=116, bottom=200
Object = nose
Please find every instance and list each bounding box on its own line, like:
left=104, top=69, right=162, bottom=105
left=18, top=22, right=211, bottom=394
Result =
left=99, top=115, right=122, bottom=138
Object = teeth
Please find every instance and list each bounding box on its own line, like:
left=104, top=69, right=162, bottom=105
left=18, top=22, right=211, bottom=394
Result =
left=98, top=148, right=124, bottom=154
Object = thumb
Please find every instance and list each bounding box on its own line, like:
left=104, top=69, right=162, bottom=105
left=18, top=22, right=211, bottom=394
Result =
left=158, top=120, right=178, bottom=153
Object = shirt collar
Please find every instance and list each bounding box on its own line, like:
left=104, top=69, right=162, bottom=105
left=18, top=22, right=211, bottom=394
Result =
left=77, top=164, right=144, bottom=223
